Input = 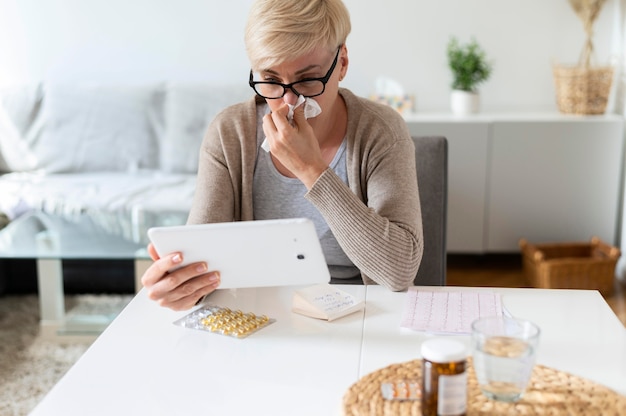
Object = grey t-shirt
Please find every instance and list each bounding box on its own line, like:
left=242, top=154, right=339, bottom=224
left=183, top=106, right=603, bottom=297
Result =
left=252, top=104, right=359, bottom=279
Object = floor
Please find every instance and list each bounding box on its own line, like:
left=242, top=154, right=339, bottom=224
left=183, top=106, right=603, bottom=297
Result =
left=446, top=254, right=626, bottom=327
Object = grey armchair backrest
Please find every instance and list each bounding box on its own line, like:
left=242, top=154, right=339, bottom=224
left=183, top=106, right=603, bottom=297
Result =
left=412, top=136, right=448, bottom=286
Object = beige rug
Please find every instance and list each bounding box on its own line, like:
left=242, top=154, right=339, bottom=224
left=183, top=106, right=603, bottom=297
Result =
left=0, top=294, right=131, bottom=415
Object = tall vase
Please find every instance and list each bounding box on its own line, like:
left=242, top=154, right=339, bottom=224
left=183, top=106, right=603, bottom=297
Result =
left=450, top=90, right=480, bottom=116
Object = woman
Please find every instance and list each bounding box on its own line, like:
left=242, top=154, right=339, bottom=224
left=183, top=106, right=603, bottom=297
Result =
left=141, top=0, right=423, bottom=311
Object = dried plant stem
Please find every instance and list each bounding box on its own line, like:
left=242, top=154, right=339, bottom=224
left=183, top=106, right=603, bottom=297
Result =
left=568, top=0, right=607, bottom=67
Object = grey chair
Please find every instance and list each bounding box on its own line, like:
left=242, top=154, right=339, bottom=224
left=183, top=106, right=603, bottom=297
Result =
left=329, top=135, right=448, bottom=287
left=412, top=136, right=448, bottom=286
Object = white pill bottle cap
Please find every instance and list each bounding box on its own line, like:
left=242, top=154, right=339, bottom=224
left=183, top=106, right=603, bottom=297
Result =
left=421, top=338, right=467, bottom=363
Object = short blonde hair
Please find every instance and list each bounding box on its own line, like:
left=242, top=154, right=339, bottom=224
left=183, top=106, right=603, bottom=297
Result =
left=245, top=0, right=351, bottom=71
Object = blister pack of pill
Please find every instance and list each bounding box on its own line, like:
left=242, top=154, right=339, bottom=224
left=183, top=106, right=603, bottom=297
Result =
left=173, top=304, right=275, bottom=338
left=380, top=380, right=421, bottom=401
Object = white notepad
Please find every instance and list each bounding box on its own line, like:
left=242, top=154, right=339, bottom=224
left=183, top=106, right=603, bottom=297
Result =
left=292, top=284, right=365, bottom=321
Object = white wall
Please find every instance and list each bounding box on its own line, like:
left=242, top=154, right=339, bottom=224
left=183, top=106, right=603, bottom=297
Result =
left=0, top=0, right=618, bottom=112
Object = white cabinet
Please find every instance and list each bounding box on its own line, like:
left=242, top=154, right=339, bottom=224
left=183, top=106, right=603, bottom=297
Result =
left=405, top=114, right=624, bottom=253
left=405, top=118, right=490, bottom=252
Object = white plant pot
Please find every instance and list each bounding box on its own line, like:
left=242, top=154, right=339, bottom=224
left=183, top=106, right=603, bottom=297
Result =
left=450, top=90, right=480, bottom=116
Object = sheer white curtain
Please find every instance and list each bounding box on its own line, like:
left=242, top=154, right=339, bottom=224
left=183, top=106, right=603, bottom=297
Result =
left=613, top=0, right=626, bottom=281
left=610, top=0, right=626, bottom=115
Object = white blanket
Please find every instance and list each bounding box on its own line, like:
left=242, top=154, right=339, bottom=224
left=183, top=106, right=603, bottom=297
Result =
left=0, top=170, right=195, bottom=244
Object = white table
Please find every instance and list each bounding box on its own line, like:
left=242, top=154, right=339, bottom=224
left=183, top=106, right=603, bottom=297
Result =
left=31, top=286, right=626, bottom=416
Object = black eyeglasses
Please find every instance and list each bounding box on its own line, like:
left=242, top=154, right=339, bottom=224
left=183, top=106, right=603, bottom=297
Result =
left=249, top=46, right=341, bottom=99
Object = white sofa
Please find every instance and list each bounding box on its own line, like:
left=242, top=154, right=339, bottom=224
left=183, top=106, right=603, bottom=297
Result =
left=0, top=82, right=252, bottom=244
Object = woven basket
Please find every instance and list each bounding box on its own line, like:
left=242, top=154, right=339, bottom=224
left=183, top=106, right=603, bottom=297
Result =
left=342, top=358, right=626, bottom=415
left=519, top=237, right=620, bottom=296
left=552, top=64, right=613, bottom=115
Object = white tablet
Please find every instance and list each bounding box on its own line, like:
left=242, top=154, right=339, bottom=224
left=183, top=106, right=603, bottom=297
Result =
left=147, top=218, right=330, bottom=289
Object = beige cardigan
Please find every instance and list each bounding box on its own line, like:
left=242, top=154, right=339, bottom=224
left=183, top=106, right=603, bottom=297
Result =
left=188, top=88, right=423, bottom=291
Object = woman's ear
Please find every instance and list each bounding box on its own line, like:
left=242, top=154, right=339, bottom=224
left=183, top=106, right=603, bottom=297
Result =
left=339, top=44, right=349, bottom=81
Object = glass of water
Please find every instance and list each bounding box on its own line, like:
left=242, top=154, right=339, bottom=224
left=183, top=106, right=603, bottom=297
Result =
left=471, top=316, right=540, bottom=402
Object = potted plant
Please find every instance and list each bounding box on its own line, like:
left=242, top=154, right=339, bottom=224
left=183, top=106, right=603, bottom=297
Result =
left=447, top=37, right=492, bottom=115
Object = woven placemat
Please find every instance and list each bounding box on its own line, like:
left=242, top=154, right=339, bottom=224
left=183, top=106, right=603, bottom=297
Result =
left=343, top=358, right=626, bottom=415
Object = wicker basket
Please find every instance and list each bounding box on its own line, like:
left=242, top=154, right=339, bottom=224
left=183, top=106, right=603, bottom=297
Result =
left=552, top=65, right=613, bottom=115
left=343, top=358, right=626, bottom=415
left=519, top=237, right=620, bottom=296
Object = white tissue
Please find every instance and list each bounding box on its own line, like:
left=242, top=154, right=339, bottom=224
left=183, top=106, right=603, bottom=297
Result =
left=371, top=76, right=413, bottom=114
left=261, top=96, right=322, bottom=152
left=375, top=76, right=405, bottom=96
left=288, top=95, right=322, bottom=120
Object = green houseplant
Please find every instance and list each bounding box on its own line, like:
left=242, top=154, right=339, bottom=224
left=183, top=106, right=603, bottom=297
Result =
left=447, top=37, right=492, bottom=115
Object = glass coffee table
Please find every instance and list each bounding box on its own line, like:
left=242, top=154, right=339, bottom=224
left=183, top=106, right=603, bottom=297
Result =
left=0, top=212, right=153, bottom=338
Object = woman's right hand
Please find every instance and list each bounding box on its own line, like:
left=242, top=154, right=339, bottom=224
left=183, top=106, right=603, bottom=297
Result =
left=141, top=243, right=221, bottom=311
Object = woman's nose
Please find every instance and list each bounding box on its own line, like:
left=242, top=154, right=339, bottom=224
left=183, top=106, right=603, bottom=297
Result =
left=283, top=88, right=299, bottom=106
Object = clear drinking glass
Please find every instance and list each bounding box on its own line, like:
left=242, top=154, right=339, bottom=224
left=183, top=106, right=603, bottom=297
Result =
left=471, top=316, right=540, bottom=402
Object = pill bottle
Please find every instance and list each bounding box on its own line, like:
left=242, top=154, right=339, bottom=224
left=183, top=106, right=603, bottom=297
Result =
left=420, top=338, right=467, bottom=416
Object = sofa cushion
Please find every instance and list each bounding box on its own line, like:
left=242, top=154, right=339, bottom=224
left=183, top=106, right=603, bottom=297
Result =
left=0, top=84, right=44, bottom=172
left=33, top=83, right=164, bottom=173
left=162, top=83, right=251, bottom=173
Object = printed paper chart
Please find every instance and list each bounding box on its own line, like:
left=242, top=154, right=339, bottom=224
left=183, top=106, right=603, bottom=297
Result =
left=400, top=289, right=504, bottom=334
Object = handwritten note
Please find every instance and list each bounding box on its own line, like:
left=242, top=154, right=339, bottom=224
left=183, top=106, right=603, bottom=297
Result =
left=292, top=284, right=364, bottom=321
left=400, top=288, right=504, bottom=334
